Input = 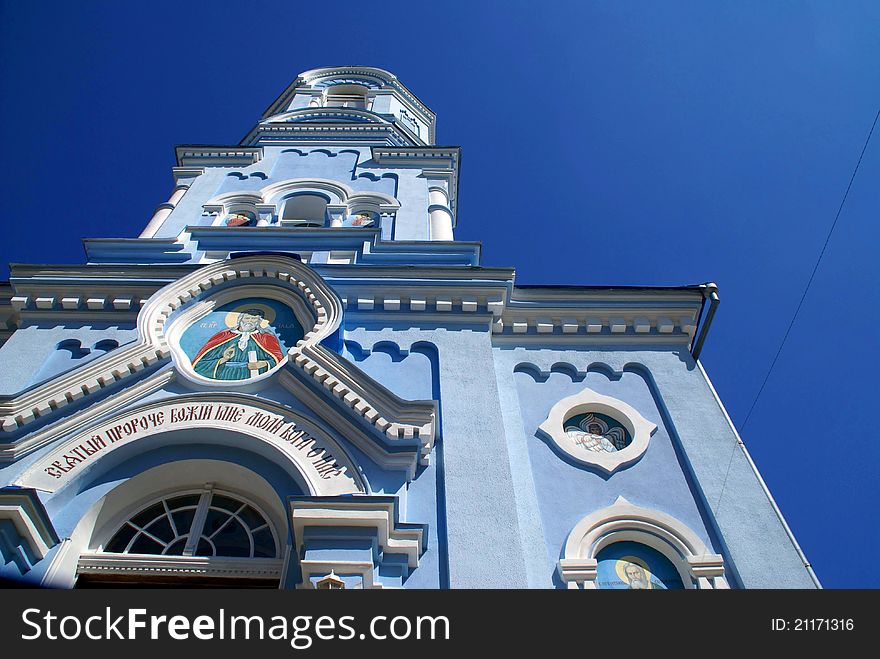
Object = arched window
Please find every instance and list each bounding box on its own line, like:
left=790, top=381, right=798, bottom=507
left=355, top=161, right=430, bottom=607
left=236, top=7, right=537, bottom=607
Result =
left=76, top=488, right=282, bottom=588
left=557, top=497, right=729, bottom=589
left=104, top=491, right=277, bottom=559
left=324, top=84, right=369, bottom=109
left=280, top=194, right=328, bottom=227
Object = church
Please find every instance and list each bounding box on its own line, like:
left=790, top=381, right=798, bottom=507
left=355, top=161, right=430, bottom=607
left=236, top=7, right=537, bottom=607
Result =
left=0, top=67, right=818, bottom=589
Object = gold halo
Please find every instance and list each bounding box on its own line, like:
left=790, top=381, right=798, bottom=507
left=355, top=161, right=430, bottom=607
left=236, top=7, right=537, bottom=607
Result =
left=614, top=555, right=653, bottom=585
left=224, top=302, right=276, bottom=329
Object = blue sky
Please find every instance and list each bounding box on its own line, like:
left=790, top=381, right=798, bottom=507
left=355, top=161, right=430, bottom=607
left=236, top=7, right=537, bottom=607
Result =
left=1, top=1, right=878, bottom=587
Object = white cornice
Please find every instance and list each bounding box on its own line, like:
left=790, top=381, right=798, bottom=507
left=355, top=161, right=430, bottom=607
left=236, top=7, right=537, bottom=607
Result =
left=295, top=67, right=435, bottom=120
left=175, top=147, right=263, bottom=167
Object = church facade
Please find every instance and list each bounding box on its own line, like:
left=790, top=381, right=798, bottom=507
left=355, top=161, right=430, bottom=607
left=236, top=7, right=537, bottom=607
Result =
left=0, top=67, right=818, bottom=589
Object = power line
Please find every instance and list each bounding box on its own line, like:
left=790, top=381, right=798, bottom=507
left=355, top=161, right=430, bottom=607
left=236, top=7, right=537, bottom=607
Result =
left=713, top=104, right=880, bottom=516
left=739, top=105, right=880, bottom=434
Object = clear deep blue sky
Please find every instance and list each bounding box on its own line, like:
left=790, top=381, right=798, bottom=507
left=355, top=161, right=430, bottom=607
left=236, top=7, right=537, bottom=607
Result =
left=1, top=1, right=878, bottom=588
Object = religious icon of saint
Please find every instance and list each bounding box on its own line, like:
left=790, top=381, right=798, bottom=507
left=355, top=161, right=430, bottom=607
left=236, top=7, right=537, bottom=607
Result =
left=190, top=308, right=284, bottom=380
left=617, top=557, right=666, bottom=590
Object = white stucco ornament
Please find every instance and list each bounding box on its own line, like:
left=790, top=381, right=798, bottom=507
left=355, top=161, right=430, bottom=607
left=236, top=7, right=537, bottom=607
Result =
left=537, top=388, right=657, bottom=475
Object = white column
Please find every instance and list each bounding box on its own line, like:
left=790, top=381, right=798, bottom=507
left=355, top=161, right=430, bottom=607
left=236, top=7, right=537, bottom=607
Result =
left=430, top=209, right=454, bottom=241
left=139, top=185, right=190, bottom=238
left=428, top=187, right=454, bottom=241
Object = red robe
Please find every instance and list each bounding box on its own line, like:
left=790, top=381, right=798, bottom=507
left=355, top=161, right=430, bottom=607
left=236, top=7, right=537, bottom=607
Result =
left=191, top=329, right=284, bottom=366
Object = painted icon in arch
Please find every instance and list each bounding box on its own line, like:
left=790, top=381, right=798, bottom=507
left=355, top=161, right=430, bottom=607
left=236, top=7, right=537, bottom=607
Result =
left=595, top=541, right=684, bottom=589
left=179, top=298, right=305, bottom=381
left=342, top=211, right=377, bottom=228
left=225, top=211, right=257, bottom=227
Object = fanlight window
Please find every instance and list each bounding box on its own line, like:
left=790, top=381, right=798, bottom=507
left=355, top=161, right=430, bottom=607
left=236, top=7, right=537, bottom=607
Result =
left=104, top=492, right=277, bottom=559
left=563, top=412, right=631, bottom=453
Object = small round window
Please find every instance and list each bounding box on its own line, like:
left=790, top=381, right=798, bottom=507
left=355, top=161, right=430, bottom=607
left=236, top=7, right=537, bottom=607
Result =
left=104, top=492, right=277, bottom=559
left=563, top=412, right=631, bottom=453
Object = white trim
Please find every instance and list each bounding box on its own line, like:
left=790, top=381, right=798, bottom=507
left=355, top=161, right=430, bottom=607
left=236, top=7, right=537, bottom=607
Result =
left=537, top=388, right=657, bottom=475
left=289, top=497, right=423, bottom=590
left=0, top=495, right=56, bottom=561
left=557, top=497, right=728, bottom=590
left=76, top=554, right=284, bottom=581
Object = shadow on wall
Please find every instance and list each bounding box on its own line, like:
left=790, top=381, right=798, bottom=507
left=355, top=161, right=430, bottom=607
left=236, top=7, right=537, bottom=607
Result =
left=28, top=339, right=120, bottom=389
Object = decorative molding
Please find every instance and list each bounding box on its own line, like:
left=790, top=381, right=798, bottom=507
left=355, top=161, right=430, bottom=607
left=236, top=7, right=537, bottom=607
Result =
left=175, top=146, right=263, bottom=167
left=557, top=497, right=728, bottom=589
left=0, top=487, right=60, bottom=571
left=290, top=495, right=426, bottom=590
left=0, top=369, right=175, bottom=463
left=76, top=553, right=283, bottom=580
left=537, top=388, right=657, bottom=475
left=242, top=123, right=417, bottom=148
left=1, top=255, right=436, bottom=478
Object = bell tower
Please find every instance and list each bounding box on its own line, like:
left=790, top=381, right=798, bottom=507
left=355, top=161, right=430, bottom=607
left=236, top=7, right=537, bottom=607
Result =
left=127, top=67, right=458, bottom=262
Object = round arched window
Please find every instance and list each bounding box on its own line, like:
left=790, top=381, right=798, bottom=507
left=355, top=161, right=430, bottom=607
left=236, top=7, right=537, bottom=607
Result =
left=104, top=492, right=277, bottom=559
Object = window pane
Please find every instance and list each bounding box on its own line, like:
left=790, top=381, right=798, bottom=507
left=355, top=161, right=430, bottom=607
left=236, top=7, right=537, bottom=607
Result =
left=129, top=533, right=164, bottom=555
left=203, top=509, right=233, bottom=537
left=238, top=504, right=268, bottom=531
left=167, top=495, right=201, bottom=510
left=145, top=516, right=175, bottom=543
left=172, top=509, right=196, bottom=536
left=195, top=537, right=215, bottom=557
left=130, top=503, right=164, bottom=528
left=104, top=523, right=137, bottom=553
left=164, top=537, right=188, bottom=556
left=252, top=528, right=276, bottom=558
left=210, top=495, right=243, bottom=514
left=211, top=518, right=251, bottom=557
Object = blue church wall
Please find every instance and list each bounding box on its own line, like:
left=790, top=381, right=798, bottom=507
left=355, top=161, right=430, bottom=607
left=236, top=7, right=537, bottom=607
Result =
left=0, top=322, right=137, bottom=395
left=335, top=338, right=442, bottom=587
left=150, top=168, right=227, bottom=240
left=149, top=146, right=426, bottom=244
left=341, top=340, right=434, bottom=401
left=345, top=326, right=529, bottom=588
left=387, top=169, right=431, bottom=240
left=0, top=530, right=61, bottom=584
left=150, top=146, right=433, bottom=245
left=511, top=364, right=720, bottom=587
left=492, top=345, right=816, bottom=589
left=267, top=149, right=360, bottom=185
